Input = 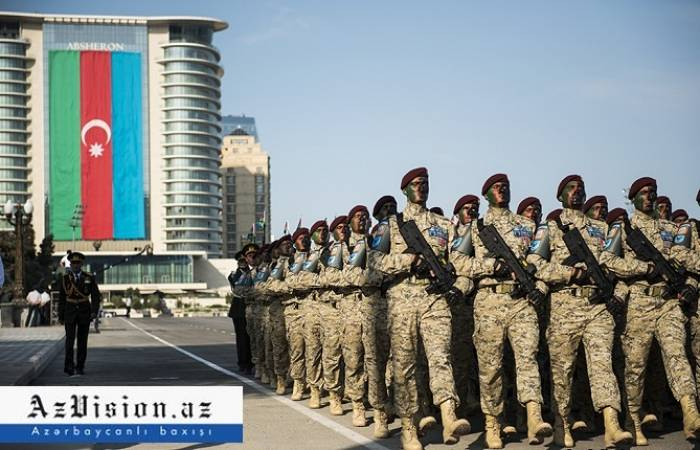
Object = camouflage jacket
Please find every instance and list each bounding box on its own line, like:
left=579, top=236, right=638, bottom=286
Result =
left=286, top=242, right=326, bottom=292
left=672, top=220, right=700, bottom=274
left=342, top=231, right=382, bottom=289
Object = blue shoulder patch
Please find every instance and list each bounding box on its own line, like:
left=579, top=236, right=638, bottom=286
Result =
left=451, top=237, right=463, bottom=250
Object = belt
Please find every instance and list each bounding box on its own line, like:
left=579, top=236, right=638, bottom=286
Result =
left=558, top=286, right=598, bottom=298
left=630, top=284, right=667, bottom=297
left=66, top=298, right=89, bottom=304
left=481, top=284, right=517, bottom=294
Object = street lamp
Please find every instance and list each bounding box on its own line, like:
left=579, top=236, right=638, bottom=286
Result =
left=4, top=199, right=33, bottom=324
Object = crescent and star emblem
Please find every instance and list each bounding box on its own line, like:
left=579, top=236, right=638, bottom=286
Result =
left=81, top=119, right=111, bottom=158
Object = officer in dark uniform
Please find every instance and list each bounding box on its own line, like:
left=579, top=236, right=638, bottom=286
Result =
left=58, top=252, right=101, bottom=376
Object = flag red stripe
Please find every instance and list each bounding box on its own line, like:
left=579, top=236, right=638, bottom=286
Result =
left=80, top=51, right=113, bottom=239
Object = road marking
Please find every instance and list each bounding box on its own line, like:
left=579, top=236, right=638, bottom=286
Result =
left=121, top=318, right=392, bottom=450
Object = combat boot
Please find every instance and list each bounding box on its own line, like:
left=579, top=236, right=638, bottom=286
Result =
left=602, top=407, right=633, bottom=448
left=352, top=400, right=368, bottom=427
left=400, top=416, right=423, bottom=450
left=553, top=414, right=574, bottom=448
left=275, top=376, right=286, bottom=395
left=308, top=386, right=321, bottom=409
left=680, top=395, right=700, bottom=439
left=417, top=415, right=436, bottom=434
left=291, top=380, right=305, bottom=401
left=329, top=391, right=343, bottom=416
left=484, top=415, right=503, bottom=449
left=439, top=399, right=471, bottom=444
left=254, top=365, right=261, bottom=379
left=269, top=372, right=277, bottom=388
left=526, top=401, right=553, bottom=444
left=373, top=408, right=390, bottom=439
left=260, top=371, right=269, bottom=385
left=626, top=413, right=648, bottom=446
left=641, top=412, right=661, bottom=431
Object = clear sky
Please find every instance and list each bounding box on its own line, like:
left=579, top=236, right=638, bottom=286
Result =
left=5, top=0, right=700, bottom=235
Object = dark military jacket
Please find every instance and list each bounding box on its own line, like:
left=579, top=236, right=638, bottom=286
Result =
left=58, top=270, right=101, bottom=324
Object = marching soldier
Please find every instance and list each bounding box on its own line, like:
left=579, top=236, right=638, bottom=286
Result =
left=654, top=195, right=672, bottom=221
left=58, top=252, right=101, bottom=376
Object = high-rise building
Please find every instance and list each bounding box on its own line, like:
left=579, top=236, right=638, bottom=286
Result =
left=220, top=114, right=258, bottom=141
left=0, top=12, right=230, bottom=292
left=0, top=11, right=226, bottom=256
left=221, top=127, right=270, bottom=257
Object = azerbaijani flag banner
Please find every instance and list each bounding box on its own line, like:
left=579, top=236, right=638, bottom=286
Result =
left=49, top=50, right=145, bottom=240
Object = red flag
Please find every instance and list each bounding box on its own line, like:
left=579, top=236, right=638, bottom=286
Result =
left=80, top=51, right=113, bottom=239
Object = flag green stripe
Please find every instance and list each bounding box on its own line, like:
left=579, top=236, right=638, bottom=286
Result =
left=49, top=51, right=81, bottom=240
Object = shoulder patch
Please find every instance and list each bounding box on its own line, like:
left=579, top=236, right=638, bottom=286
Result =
left=428, top=225, right=448, bottom=248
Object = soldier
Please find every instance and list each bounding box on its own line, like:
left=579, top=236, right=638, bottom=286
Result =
left=672, top=209, right=689, bottom=225
left=526, top=175, right=634, bottom=448
left=464, top=173, right=551, bottom=449
left=583, top=195, right=608, bottom=222
left=284, top=228, right=310, bottom=400
left=376, top=167, right=470, bottom=450
left=239, top=244, right=261, bottom=377
left=316, top=216, right=349, bottom=417
left=287, top=221, right=329, bottom=408
left=448, top=194, right=481, bottom=418
left=654, top=196, right=672, bottom=221
left=517, top=196, right=542, bottom=226
left=614, top=177, right=700, bottom=444
left=58, top=252, right=101, bottom=376
left=228, top=250, right=253, bottom=374
left=252, top=245, right=273, bottom=385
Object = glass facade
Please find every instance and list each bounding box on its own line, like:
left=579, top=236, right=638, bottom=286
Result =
left=220, top=115, right=258, bottom=141
left=161, top=27, right=223, bottom=256
left=0, top=25, right=31, bottom=231
left=53, top=254, right=195, bottom=285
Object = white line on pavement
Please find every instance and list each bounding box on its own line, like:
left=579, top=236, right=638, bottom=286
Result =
left=121, top=318, right=393, bottom=450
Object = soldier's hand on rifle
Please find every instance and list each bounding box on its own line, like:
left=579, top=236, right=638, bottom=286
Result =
left=679, top=285, right=699, bottom=306
left=526, top=289, right=546, bottom=307
left=411, top=255, right=431, bottom=279
left=493, top=259, right=512, bottom=279
left=571, top=266, right=590, bottom=285
left=646, top=262, right=662, bottom=282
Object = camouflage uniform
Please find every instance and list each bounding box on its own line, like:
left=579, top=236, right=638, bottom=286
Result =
left=260, top=257, right=291, bottom=379
left=287, top=243, right=326, bottom=390
left=253, top=263, right=271, bottom=379
left=527, top=208, right=645, bottom=421
left=466, top=207, right=543, bottom=417
left=376, top=202, right=459, bottom=417
left=617, top=212, right=697, bottom=418
left=282, top=252, right=308, bottom=384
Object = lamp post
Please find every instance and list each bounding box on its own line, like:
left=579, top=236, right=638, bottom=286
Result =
left=4, top=199, right=33, bottom=326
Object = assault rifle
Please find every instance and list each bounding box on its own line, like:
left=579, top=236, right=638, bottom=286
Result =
left=477, top=220, right=539, bottom=299
left=623, top=217, right=688, bottom=300
left=556, top=219, right=614, bottom=304
left=396, top=215, right=459, bottom=296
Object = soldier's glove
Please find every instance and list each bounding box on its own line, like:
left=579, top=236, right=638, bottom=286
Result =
left=493, top=259, right=512, bottom=280
left=526, top=289, right=546, bottom=307
left=646, top=263, right=663, bottom=283
left=606, top=296, right=626, bottom=316
left=412, top=255, right=431, bottom=279
left=679, top=285, right=699, bottom=306
left=571, top=267, right=590, bottom=285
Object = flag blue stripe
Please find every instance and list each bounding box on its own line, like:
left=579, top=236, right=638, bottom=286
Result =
left=111, top=52, right=145, bottom=239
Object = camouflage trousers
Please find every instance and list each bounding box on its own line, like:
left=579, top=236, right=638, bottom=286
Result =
left=361, top=289, right=390, bottom=409
left=317, top=294, right=344, bottom=394
left=302, top=293, right=324, bottom=389
left=258, top=302, right=270, bottom=374
left=473, top=289, right=543, bottom=416
left=265, top=298, right=289, bottom=377
left=387, top=281, right=458, bottom=418
left=547, top=292, right=621, bottom=419
left=245, top=303, right=258, bottom=365
left=450, top=296, right=479, bottom=416
left=283, top=301, right=306, bottom=382
left=622, top=293, right=696, bottom=415
left=688, top=314, right=700, bottom=395
left=340, top=291, right=366, bottom=402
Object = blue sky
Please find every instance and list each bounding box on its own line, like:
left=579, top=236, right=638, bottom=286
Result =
left=5, top=0, right=700, bottom=235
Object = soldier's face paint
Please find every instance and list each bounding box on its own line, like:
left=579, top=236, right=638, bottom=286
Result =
left=279, top=240, right=293, bottom=256
left=655, top=201, right=671, bottom=220
left=376, top=202, right=397, bottom=221
left=245, top=252, right=256, bottom=266
left=586, top=202, right=608, bottom=221
left=633, top=186, right=657, bottom=214
left=673, top=214, right=689, bottom=225
left=312, top=226, right=329, bottom=245
left=350, top=210, right=369, bottom=234
left=486, top=182, right=510, bottom=208
left=271, top=247, right=280, bottom=259
left=403, top=177, right=429, bottom=205
left=295, top=234, right=310, bottom=252
left=333, top=223, right=348, bottom=242
left=458, top=202, right=479, bottom=224
left=560, top=180, right=586, bottom=209
left=522, top=203, right=542, bottom=225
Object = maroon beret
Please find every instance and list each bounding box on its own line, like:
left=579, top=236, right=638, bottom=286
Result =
left=546, top=208, right=563, bottom=222
left=606, top=208, right=628, bottom=225
left=628, top=177, right=657, bottom=199
left=348, top=205, right=369, bottom=220
left=329, top=215, right=347, bottom=231
left=481, top=173, right=509, bottom=196
left=269, top=239, right=280, bottom=250
left=401, top=167, right=428, bottom=190
left=453, top=194, right=479, bottom=215
left=557, top=174, right=583, bottom=198
left=372, top=195, right=397, bottom=218
left=278, top=234, right=292, bottom=244
left=291, top=227, right=309, bottom=243
left=656, top=195, right=671, bottom=206
left=516, top=197, right=541, bottom=215
left=429, top=206, right=444, bottom=216
left=671, top=209, right=689, bottom=222
left=582, top=195, right=608, bottom=213
left=310, top=220, right=328, bottom=235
